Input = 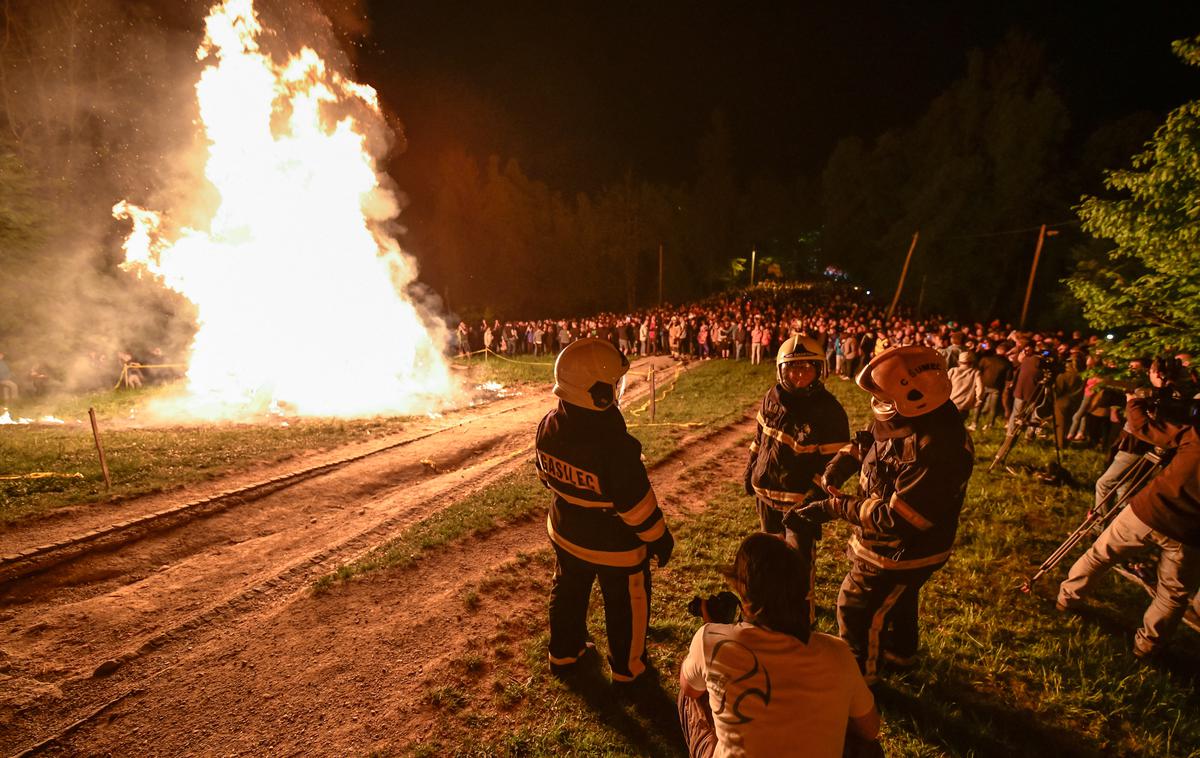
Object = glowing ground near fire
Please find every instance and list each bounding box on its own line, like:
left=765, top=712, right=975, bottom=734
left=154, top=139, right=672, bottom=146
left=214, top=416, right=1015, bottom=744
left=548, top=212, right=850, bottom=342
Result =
left=114, top=0, right=453, bottom=420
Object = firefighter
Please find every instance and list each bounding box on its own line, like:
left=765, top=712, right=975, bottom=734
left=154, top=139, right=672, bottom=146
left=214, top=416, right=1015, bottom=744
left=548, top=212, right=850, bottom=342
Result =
left=536, top=337, right=674, bottom=684
left=745, top=335, right=851, bottom=534
left=786, top=344, right=974, bottom=684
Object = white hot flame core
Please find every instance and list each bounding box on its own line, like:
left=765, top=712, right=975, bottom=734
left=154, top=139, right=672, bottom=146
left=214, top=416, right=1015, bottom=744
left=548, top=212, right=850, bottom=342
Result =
left=115, top=0, right=452, bottom=418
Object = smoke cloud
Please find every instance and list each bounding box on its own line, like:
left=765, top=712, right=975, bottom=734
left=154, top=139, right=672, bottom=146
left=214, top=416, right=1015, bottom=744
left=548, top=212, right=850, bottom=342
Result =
left=0, top=0, right=444, bottom=405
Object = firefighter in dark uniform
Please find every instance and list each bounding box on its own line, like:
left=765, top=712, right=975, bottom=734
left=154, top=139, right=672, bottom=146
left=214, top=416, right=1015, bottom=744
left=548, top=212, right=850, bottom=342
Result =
left=786, top=345, right=974, bottom=684
left=745, top=335, right=851, bottom=534
left=536, top=338, right=674, bottom=684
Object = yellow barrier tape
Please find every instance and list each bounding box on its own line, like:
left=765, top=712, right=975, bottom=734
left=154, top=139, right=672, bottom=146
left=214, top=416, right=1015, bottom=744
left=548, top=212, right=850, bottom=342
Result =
left=0, top=472, right=85, bottom=481
left=482, top=348, right=555, bottom=366
left=629, top=365, right=685, bottom=417
left=112, top=362, right=188, bottom=390
left=455, top=347, right=678, bottom=379
left=626, top=422, right=704, bottom=428
left=453, top=348, right=555, bottom=366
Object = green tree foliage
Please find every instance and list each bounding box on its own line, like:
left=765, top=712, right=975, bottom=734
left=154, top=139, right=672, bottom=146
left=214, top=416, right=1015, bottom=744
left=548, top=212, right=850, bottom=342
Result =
left=1068, top=37, right=1200, bottom=358
left=821, top=33, right=1070, bottom=320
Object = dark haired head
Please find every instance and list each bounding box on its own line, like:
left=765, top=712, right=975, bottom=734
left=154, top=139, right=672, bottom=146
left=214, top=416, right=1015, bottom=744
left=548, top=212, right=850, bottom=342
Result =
left=723, top=532, right=812, bottom=643
left=1151, top=355, right=1183, bottom=385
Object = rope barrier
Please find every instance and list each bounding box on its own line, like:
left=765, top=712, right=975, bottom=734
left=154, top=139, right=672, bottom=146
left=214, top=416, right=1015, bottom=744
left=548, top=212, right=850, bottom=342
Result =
left=628, top=365, right=686, bottom=417
left=626, top=421, right=703, bottom=428
left=456, top=348, right=678, bottom=376
left=112, top=362, right=187, bottom=391
left=452, top=348, right=556, bottom=366
left=0, top=472, right=85, bottom=481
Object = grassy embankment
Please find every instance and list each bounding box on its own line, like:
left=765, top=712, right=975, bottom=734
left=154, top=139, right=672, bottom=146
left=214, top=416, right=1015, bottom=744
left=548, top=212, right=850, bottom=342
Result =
left=0, top=385, right=418, bottom=524
left=0, top=354, right=550, bottom=524
left=313, top=356, right=769, bottom=589
left=339, top=374, right=1199, bottom=758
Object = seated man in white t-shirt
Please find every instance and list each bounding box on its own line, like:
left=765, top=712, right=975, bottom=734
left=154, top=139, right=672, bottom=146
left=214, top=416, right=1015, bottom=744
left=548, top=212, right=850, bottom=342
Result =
left=678, top=532, right=880, bottom=758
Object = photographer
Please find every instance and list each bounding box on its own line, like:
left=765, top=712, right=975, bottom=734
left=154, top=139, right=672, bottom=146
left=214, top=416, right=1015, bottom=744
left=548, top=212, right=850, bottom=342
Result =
left=1056, top=387, right=1200, bottom=658
left=678, top=532, right=880, bottom=758
left=745, top=336, right=850, bottom=534
left=972, top=341, right=1012, bottom=431
left=786, top=345, right=974, bottom=683
left=1093, top=357, right=1175, bottom=511
left=1007, top=343, right=1045, bottom=435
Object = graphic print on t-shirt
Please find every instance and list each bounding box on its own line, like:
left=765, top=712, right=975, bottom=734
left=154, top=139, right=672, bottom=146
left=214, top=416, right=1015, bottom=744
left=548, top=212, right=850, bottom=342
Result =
left=707, top=637, right=772, bottom=725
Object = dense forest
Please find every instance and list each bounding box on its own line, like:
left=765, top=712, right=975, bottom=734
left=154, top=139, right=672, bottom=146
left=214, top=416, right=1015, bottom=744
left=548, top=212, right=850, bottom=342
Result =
left=401, top=32, right=1162, bottom=324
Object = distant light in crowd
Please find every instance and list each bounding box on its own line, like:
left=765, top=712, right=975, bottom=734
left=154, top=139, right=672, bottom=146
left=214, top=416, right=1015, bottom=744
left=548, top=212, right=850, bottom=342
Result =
left=1106, top=333, right=1115, bottom=341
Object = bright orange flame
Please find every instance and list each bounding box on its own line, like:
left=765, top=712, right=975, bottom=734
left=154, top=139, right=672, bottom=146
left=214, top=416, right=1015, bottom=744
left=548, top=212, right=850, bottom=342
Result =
left=115, top=0, right=453, bottom=418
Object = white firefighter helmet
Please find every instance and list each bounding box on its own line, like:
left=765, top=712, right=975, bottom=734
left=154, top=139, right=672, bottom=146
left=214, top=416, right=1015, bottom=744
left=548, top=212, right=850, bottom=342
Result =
left=856, top=344, right=951, bottom=421
left=553, top=338, right=630, bottom=411
left=776, top=335, right=827, bottom=391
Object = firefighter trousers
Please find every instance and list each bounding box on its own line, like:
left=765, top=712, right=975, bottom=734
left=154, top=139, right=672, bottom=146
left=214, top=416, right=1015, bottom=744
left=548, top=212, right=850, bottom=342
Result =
left=754, top=497, right=786, bottom=535
left=837, top=559, right=939, bottom=684
left=548, top=544, right=652, bottom=682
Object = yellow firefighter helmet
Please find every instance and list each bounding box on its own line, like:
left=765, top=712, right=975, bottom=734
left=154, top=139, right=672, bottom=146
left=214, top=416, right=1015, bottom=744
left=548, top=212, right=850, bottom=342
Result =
left=553, top=338, right=630, bottom=411
left=855, top=344, right=951, bottom=421
left=776, top=335, right=828, bottom=391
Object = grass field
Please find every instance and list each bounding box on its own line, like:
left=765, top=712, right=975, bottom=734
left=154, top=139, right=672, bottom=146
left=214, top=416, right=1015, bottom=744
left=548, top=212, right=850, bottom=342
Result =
left=0, top=385, right=424, bottom=523
left=372, top=374, right=1200, bottom=758
left=0, top=355, right=555, bottom=524
left=317, top=357, right=775, bottom=588
left=6, top=358, right=1197, bottom=755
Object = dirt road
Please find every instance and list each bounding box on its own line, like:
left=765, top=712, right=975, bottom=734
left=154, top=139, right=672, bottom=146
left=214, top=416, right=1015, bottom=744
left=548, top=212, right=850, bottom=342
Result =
left=0, top=356, right=753, bottom=756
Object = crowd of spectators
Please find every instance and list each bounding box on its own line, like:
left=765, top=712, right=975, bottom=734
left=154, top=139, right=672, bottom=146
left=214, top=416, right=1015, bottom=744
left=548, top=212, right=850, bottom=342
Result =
left=454, top=282, right=1197, bottom=448
left=4, top=281, right=1192, bottom=434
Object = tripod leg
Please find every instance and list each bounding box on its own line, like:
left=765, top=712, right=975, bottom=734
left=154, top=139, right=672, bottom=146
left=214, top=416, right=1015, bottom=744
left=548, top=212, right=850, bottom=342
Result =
left=989, top=432, right=1018, bottom=472
left=1049, top=384, right=1065, bottom=471
left=1024, top=453, right=1160, bottom=590
left=992, top=386, right=1047, bottom=472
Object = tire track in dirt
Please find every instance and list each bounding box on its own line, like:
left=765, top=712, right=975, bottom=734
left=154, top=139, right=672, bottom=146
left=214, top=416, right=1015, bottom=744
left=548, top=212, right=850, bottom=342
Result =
left=0, top=358, right=685, bottom=754
left=8, top=409, right=755, bottom=757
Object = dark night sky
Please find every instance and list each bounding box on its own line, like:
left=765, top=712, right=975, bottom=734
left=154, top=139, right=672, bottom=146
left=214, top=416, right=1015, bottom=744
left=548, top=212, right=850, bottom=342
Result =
left=339, top=1, right=1200, bottom=192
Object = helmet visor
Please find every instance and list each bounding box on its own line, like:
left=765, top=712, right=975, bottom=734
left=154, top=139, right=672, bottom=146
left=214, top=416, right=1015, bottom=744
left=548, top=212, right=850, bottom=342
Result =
left=614, top=374, right=627, bottom=406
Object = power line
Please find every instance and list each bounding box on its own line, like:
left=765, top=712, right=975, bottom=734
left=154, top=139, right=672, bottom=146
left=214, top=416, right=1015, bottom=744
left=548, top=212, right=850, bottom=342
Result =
left=940, top=219, right=1078, bottom=241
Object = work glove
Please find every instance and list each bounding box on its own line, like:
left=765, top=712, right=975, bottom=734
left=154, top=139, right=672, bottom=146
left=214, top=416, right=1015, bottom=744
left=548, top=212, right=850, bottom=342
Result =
left=649, top=529, right=674, bottom=568
left=743, top=464, right=755, bottom=496
left=852, top=429, right=875, bottom=454
left=823, top=445, right=865, bottom=492
left=785, top=495, right=858, bottom=529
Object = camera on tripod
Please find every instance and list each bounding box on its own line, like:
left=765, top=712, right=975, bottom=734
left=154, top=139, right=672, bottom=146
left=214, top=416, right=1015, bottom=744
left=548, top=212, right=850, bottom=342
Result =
left=1036, top=352, right=1058, bottom=382
left=1135, top=385, right=1200, bottom=427
left=686, top=591, right=741, bottom=624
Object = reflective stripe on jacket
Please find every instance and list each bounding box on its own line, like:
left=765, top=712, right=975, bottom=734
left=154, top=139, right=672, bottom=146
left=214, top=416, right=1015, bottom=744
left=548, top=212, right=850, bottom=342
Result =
left=746, top=383, right=850, bottom=511
left=824, top=401, right=974, bottom=568
left=536, top=401, right=667, bottom=569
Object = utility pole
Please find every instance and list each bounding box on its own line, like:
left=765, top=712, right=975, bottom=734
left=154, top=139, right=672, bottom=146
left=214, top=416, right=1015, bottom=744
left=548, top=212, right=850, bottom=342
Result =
left=886, top=231, right=919, bottom=319
left=658, top=243, right=664, bottom=305
left=1020, top=224, right=1058, bottom=329
left=749, top=247, right=757, bottom=287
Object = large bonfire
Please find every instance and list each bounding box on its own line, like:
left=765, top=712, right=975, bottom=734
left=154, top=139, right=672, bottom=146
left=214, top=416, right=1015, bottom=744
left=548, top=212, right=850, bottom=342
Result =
left=115, top=0, right=453, bottom=419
